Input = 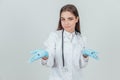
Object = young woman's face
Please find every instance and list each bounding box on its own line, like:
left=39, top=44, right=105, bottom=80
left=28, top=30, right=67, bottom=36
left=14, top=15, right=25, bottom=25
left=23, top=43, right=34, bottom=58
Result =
left=61, top=11, right=78, bottom=33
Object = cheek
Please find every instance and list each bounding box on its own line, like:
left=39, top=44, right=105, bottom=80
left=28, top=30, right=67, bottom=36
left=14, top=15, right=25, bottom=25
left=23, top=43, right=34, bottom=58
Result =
left=71, top=21, right=77, bottom=26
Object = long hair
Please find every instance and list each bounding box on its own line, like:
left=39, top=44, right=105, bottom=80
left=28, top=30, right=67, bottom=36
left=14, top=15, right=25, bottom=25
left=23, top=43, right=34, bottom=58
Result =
left=57, top=4, right=81, bottom=34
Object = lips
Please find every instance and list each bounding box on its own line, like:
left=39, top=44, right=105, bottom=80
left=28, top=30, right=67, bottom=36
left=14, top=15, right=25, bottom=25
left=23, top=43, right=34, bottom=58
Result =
left=64, top=26, right=70, bottom=28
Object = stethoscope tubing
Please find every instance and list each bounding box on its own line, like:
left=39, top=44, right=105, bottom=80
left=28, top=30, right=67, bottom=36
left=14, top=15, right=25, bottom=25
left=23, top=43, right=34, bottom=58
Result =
left=62, top=29, right=65, bottom=67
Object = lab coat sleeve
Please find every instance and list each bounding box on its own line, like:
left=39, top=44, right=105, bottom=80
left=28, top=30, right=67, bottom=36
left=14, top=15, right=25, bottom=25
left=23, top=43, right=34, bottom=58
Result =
left=41, top=32, right=56, bottom=67
left=79, top=36, right=89, bottom=68
left=80, top=54, right=89, bottom=68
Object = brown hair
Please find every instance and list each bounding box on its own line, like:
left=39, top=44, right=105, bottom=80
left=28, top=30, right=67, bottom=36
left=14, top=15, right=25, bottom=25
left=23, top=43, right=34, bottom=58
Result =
left=57, top=4, right=81, bottom=34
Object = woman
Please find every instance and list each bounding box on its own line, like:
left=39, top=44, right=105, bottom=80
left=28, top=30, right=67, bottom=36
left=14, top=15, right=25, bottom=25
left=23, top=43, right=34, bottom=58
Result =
left=30, top=4, right=89, bottom=80
left=42, top=4, right=89, bottom=80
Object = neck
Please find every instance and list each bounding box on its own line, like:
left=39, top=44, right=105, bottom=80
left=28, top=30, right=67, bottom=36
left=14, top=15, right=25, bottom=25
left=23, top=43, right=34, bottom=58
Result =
left=65, top=29, right=75, bottom=33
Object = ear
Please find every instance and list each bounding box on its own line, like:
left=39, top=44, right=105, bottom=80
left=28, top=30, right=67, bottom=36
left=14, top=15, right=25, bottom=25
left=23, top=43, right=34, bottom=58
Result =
left=76, top=17, right=79, bottom=23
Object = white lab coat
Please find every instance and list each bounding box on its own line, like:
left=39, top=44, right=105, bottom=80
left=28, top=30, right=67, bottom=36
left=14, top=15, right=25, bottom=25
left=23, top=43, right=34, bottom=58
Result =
left=41, top=30, right=89, bottom=80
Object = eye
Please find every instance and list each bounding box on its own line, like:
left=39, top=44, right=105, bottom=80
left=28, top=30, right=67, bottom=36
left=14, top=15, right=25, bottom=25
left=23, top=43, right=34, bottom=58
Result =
left=61, top=18, right=65, bottom=21
left=68, top=17, right=74, bottom=20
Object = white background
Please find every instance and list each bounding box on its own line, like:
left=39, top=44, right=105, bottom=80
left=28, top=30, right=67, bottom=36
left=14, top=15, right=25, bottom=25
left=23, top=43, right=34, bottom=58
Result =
left=0, top=0, right=120, bottom=80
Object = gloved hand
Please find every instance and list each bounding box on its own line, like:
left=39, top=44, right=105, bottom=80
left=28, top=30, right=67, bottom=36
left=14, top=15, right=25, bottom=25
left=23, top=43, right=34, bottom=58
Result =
left=29, top=49, right=49, bottom=63
left=82, top=49, right=99, bottom=60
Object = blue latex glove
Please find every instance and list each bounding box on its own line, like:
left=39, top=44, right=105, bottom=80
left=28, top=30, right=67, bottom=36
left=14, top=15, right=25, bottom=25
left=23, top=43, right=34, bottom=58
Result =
left=29, top=49, right=49, bottom=63
left=82, top=49, right=99, bottom=60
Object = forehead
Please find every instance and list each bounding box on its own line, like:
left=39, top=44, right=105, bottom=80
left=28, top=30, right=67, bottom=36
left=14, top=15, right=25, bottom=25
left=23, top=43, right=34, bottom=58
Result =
left=61, top=11, right=75, bottom=18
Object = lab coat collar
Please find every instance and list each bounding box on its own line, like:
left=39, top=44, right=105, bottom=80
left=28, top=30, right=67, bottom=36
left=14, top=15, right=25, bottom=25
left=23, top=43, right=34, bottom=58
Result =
left=64, top=30, right=76, bottom=37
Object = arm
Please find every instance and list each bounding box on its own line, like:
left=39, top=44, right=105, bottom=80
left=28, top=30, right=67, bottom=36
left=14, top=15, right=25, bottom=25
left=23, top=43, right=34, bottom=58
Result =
left=41, top=32, right=57, bottom=67
left=80, top=53, right=89, bottom=68
left=29, top=32, right=56, bottom=68
left=79, top=36, right=89, bottom=68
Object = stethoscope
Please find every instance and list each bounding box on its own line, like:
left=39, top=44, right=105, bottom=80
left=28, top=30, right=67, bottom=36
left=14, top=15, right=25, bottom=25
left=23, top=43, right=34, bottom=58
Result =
left=62, top=29, right=78, bottom=67
left=62, top=29, right=65, bottom=67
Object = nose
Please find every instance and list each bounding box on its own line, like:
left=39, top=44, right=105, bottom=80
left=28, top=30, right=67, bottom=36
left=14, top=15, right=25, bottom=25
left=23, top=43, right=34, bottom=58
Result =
left=64, top=20, right=69, bottom=25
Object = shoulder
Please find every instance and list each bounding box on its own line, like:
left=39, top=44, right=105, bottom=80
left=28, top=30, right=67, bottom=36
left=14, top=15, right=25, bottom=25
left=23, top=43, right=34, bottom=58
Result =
left=76, top=33, right=87, bottom=42
left=81, top=35, right=87, bottom=41
left=49, top=30, right=62, bottom=37
left=47, top=30, right=62, bottom=40
left=76, top=32, right=87, bottom=40
left=80, top=34, right=88, bottom=45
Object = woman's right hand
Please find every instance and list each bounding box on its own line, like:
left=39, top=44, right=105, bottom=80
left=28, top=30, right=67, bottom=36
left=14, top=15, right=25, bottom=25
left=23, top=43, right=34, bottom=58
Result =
left=29, top=49, right=49, bottom=62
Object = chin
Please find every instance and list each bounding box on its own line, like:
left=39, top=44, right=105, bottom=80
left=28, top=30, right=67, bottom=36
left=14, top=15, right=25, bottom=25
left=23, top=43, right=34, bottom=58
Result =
left=65, top=29, right=73, bottom=32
